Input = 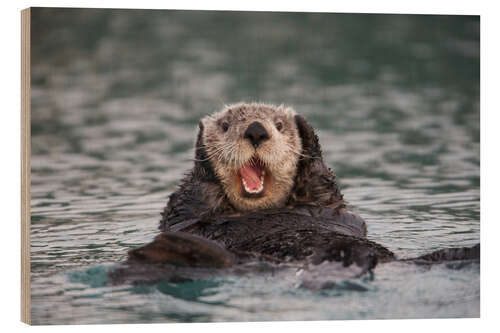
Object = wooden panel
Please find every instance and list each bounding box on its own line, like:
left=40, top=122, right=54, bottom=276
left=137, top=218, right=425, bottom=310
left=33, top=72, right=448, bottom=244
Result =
left=21, top=7, right=31, bottom=325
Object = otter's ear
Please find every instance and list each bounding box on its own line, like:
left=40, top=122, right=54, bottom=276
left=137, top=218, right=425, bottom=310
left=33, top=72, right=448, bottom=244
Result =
left=290, top=115, right=344, bottom=208
left=194, top=121, right=205, bottom=162
left=294, top=114, right=323, bottom=159
left=193, top=120, right=217, bottom=182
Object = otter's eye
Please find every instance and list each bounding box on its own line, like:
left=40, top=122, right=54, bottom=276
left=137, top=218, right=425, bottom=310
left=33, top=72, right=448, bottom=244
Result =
left=221, top=122, right=229, bottom=132
left=275, top=122, right=283, bottom=132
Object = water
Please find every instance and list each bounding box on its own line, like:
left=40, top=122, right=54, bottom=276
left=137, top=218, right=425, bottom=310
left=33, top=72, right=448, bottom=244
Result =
left=29, top=9, right=480, bottom=324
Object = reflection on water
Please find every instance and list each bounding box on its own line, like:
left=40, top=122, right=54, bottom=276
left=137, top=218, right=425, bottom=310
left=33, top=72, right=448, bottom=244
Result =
left=30, top=8, right=479, bottom=324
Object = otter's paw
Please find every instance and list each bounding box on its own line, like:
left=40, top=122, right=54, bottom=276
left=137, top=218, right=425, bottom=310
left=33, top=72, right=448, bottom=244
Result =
left=127, top=232, right=235, bottom=268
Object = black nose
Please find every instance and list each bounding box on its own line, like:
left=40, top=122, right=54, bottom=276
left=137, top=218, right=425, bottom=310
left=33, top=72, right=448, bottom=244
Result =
left=244, top=121, right=270, bottom=148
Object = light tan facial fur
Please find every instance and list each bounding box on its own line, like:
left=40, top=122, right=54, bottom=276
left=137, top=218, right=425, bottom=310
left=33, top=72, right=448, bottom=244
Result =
left=200, top=103, right=302, bottom=212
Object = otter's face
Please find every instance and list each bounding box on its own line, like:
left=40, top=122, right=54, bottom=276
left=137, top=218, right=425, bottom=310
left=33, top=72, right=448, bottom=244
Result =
left=201, top=103, right=302, bottom=212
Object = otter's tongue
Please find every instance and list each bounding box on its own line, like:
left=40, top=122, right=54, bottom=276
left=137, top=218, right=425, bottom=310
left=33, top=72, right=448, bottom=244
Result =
left=239, top=163, right=264, bottom=192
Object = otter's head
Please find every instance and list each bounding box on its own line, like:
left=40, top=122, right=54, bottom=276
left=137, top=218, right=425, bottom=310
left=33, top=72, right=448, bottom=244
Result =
left=196, top=103, right=302, bottom=212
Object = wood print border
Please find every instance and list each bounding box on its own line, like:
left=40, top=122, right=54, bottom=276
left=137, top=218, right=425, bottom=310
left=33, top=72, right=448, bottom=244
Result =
left=21, top=7, right=31, bottom=325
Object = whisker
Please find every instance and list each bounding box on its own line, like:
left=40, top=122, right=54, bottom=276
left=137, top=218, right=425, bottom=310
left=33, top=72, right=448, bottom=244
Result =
left=192, top=144, right=230, bottom=162
left=284, top=142, right=321, bottom=160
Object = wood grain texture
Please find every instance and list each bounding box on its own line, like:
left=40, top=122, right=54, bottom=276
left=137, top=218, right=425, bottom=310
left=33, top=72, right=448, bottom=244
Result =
left=21, top=7, right=31, bottom=325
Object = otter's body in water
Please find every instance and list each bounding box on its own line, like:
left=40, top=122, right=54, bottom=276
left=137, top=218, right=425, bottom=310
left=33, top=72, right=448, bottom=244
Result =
left=112, top=103, right=479, bottom=285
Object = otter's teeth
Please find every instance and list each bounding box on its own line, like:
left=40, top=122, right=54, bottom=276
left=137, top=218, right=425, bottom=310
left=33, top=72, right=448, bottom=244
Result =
left=242, top=176, right=264, bottom=194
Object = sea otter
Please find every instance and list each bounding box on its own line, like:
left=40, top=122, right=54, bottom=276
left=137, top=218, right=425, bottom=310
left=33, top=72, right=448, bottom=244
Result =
left=159, top=103, right=363, bottom=235
left=112, top=103, right=479, bottom=285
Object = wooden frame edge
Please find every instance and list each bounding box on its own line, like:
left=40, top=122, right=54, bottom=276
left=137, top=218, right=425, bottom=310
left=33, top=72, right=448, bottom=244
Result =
left=21, top=7, right=31, bottom=325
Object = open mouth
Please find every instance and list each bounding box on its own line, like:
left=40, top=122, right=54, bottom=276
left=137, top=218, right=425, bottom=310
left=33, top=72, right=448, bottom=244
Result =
left=238, top=157, right=267, bottom=198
